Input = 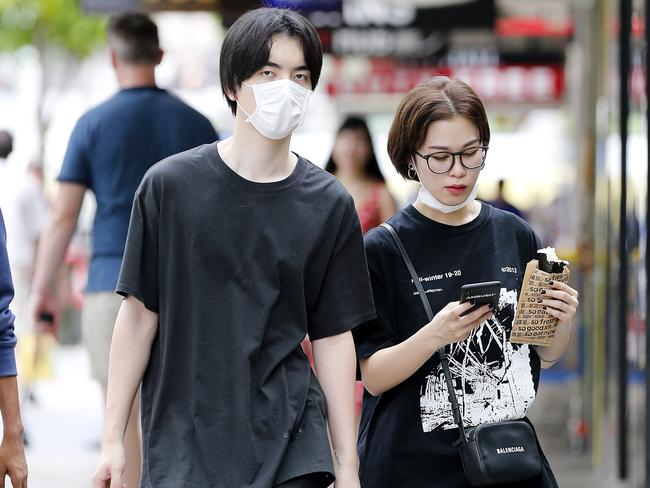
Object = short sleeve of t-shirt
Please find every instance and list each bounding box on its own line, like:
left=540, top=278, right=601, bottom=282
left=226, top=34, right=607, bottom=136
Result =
left=352, top=227, right=399, bottom=360
left=307, top=196, right=376, bottom=341
left=528, top=227, right=544, bottom=261
left=58, top=117, right=91, bottom=186
left=116, top=173, right=160, bottom=312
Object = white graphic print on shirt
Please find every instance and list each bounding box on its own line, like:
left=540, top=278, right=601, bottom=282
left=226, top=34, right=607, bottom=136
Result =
left=420, top=288, right=536, bottom=432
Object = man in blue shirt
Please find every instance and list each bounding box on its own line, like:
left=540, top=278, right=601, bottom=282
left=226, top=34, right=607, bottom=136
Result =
left=0, top=209, right=27, bottom=488
left=487, top=179, right=526, bottom=219
left=31, top=13, right=217, bottom=486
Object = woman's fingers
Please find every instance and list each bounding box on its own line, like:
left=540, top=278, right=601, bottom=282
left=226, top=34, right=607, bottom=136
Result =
left=477, top=308, right=494, bottom=324
left=453, top=301, right=489, bottom=319
left=467, top=308, right=493, bottom=330
left=454, top=306, right=493, bottom=338
left=542, top=305, right=572, bottom=323
left=455, top=301, right=475, bottom=316
left=443, top=302, right=494, bottom=343
left=541, top=290, right=579, bottom=313
left=542, top=288, right=575, bottom=302
left=460, top=303, right=492, bottom=323
left=541, top=283, right=579, bottom=326
left=548, top=280, right=579, bottom=298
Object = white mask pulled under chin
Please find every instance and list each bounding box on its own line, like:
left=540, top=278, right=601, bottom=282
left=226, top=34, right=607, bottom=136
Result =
left=412, top=162, right=479, bottom=214
left=415, top=184, right=479, bottom=214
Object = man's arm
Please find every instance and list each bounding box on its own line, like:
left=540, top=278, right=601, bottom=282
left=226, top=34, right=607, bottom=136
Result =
left=92, top=295, right=158, bottom=488
left=0, top=376, right=27, bottom=488
left=0, top=212, right=26, bottom=488
left=312, top=331, right=359, bottom=488
left=30, top=182, right=85, bottom=331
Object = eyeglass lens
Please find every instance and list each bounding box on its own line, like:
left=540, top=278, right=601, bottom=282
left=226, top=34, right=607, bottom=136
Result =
left=427, top=147, right=485, bottom=174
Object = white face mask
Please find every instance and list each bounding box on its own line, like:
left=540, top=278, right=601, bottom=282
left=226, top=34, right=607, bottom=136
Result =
left=413, top=163, right=479, bottom=214
left=237, top=79, right=312, bottom=140
left=416, top=184, right=479, bottom=214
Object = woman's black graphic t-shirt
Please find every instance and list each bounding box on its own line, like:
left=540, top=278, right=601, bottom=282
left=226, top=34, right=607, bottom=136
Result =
left=353, top=203, right=559, bottom=488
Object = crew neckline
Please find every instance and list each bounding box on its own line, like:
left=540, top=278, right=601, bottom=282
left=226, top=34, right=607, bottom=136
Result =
left=205, top=141, right=306, bottom=194
left=404, top=201, right=491, bottom=234
left=119, top=86, right=165, bottom=93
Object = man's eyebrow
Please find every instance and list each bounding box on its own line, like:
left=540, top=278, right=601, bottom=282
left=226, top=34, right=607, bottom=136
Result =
left=263, top=61, right=309, bottom=71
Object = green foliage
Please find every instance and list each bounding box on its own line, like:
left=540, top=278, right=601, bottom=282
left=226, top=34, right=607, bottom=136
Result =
left=0, top=0, right=106, bottom=58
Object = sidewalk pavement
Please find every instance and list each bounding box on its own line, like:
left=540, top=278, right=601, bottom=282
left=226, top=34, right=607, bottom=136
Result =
left=530, top=381, right=627, bottom=488
left=16, top=345, right=101, bottom=488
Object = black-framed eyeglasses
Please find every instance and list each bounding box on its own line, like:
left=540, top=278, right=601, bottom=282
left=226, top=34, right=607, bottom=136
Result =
left=414, top=145, right=489, bottom=175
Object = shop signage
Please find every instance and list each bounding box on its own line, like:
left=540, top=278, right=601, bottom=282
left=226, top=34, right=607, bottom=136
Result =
left=326, top=65, right=564, bottom=104
left=84, top=0, right=225, bottom=12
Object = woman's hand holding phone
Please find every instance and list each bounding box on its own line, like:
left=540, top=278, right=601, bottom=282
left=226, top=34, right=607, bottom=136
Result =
left=426, top=301, right=493, bottom=345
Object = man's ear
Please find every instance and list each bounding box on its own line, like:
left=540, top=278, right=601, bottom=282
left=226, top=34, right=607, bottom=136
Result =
left=110, top=49, right=119, bottom=70
left=155, top=49, right=164, bottom=66
left=225, top=87, right=237, bottom=102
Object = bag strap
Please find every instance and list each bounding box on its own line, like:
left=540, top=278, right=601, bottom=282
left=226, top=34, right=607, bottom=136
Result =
left=380, top=223, right=468, bottom=444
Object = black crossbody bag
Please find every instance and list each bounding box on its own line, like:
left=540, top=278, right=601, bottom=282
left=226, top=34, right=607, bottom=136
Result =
left=381, top=223, right=542, bottom=487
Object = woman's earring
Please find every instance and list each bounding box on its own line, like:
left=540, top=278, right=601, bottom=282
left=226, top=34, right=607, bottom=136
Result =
left=407, top=162, right=417, bottom=180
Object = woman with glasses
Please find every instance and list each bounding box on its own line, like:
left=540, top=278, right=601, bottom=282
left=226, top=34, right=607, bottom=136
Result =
left=352, top=77, right=579, bottom=487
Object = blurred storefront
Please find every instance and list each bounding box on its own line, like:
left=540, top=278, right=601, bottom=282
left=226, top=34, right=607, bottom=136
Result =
left=599, top=0, right=648, bottom=485
left=86, top=0, right=611, bottom=480
left=2, top=0, right=650, bottom=485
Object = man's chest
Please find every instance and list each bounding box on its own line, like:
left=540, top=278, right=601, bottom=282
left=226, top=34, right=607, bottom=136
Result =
left=168, top=195, right=337, bottom=286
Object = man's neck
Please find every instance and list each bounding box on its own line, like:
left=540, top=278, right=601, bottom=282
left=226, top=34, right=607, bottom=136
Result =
left=217, top=118, right=296, bottom=183
left=116, top=66, right=157, bottom=90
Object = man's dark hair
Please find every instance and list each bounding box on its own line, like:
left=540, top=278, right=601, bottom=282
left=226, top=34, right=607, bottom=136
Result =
left=108, top=13, right=161, bottom=64
left=220, top=8, right=323, bottom=116
left=0, top=130, right=13, bottom=159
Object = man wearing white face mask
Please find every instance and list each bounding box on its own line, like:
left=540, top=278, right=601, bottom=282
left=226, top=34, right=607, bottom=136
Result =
left=236, top=79, right=312, bottom=140
left=93, top=7, right=375, bottom=488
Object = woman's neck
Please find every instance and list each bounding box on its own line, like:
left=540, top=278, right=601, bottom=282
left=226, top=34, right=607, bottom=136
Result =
left=335, top=166, right=368, bottom=185
left=413, top=199, right=482, bottom=226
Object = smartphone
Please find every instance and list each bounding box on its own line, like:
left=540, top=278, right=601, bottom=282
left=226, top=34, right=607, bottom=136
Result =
left=459, top=281, right=501, bottom=316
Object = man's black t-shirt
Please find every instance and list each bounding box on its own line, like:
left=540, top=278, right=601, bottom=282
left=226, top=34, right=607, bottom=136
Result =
left=353, top=203, right=559, bottom=488
left=117, top=142, right=376, bottom=488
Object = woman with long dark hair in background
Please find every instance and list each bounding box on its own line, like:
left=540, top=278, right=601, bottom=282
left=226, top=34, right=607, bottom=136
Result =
left=325, top=116, right=396, bottom=233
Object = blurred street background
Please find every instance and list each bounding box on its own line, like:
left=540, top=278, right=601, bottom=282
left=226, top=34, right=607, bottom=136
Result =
left=0, top=0, right=649, bottom=486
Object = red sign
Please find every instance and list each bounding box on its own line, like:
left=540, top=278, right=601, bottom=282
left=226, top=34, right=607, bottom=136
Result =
left=326, top=65, right=564, bottom=104
left=496, top=17, right=573, bottom=38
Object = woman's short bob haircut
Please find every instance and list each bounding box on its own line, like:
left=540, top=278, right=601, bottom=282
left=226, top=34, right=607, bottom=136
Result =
left=220, top=8, right=323, bottom=116
left=387, top=76, right=490, bottom=181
